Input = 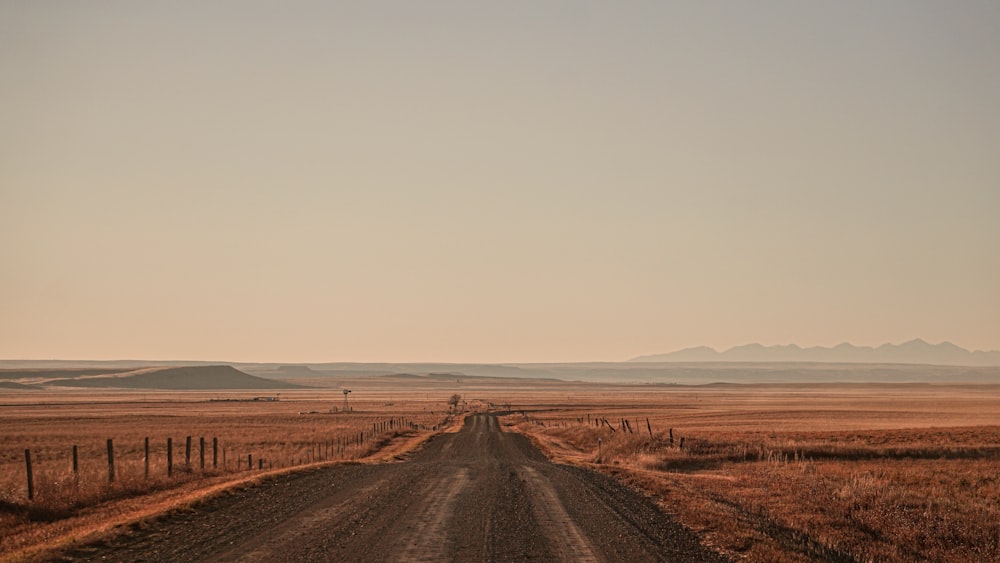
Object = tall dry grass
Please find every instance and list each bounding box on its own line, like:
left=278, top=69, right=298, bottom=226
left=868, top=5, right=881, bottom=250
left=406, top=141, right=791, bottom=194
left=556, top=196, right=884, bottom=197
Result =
left=0, top=394, right=452, bottom=557
left=2, top=417, right=422, bottom=515
left=508, top=403, right=1000, bottom=562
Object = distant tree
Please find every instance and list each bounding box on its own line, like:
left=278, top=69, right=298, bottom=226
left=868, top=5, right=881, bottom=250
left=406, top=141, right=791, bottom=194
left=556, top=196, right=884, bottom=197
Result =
left=448, top=393, right=462, bottom=412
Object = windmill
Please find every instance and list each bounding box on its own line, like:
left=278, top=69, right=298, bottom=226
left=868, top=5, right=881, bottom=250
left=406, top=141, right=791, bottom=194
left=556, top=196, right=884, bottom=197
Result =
left=342, top=388, right=352, bottom=412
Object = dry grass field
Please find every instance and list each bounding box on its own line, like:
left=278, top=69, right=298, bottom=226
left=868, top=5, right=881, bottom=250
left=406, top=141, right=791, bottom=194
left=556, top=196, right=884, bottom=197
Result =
left=0, top=389, right=457, bottom=560
left=4, top=381, right=1000, bottom=562
left=501, top=383, right=1000, bottom=562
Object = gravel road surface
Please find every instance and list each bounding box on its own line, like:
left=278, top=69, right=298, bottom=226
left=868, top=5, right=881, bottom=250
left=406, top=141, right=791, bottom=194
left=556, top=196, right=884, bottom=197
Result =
left=60, top=414, right=725, bottom=562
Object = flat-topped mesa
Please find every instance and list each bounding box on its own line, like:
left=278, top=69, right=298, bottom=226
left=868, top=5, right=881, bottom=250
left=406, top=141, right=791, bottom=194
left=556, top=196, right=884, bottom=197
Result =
left=41, top=365, right=306, bottom=390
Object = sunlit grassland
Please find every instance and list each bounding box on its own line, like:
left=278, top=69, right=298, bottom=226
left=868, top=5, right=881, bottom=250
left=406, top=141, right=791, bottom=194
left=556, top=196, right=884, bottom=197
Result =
left=502, top=384, right=1000, bottom=562
left=0, top=389, right=456, bottom=559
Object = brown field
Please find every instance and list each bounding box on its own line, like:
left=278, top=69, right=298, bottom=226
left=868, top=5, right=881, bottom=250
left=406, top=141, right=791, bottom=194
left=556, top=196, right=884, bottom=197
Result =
left=0, top=389, right=458, bottom=560
left=500, top=383, right=1000, bottom=562
left=3, top=381, right=1000, bottom=562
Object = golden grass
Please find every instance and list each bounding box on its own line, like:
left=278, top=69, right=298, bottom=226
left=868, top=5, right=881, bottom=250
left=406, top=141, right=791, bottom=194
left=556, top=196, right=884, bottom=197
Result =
left=501, top=384, right=1000, bottom=562
left=0, top=389, right=458, bottom=561
left=7, top=382, right=1000, bottom=562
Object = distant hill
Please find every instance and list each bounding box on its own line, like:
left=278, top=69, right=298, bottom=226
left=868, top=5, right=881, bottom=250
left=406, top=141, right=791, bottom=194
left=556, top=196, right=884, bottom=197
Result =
left=4, top=357, right=1000, bottom=385
left=42, top=365, right=306, bottom=390
left=0, top=381, right=39, bottom=390
left=630, top=339, right=1000, bottom=366
left=0, top=368, right=136, bottom=380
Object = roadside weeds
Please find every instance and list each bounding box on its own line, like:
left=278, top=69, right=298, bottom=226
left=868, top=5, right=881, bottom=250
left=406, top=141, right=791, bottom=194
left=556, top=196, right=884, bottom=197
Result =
left=1, top=419, right=456, bottom=563
left=505, top=415, right=1000, bottom=562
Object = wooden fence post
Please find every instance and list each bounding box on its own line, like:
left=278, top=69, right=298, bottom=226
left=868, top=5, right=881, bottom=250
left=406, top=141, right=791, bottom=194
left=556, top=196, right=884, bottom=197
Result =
left=646, top=418, right=653, bottom=437
left=247, top=453, right=252, bottom=471
left=167, top=438, right=173, bottom=477
left=602, top=418, right=616, bottom=433
left=185, top=436, right=192, bottom=469
left=107, top=439, right=115, bottom=483
left=72, top=445, right=79, bottom=483
left=213, top=437, right=218, bottom=469
left=24, top=449, right=33, bottom=501
left=144, top=437, right=150, bottom=479
left=199, top=437, right=205, bottom=470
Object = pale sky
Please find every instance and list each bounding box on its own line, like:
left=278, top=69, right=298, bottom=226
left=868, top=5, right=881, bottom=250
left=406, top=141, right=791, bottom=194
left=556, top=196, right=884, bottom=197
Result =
left=2, top=2, right=998, bottom=363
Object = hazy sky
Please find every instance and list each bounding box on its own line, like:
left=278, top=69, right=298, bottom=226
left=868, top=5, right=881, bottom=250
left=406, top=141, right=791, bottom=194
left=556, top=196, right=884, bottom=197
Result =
left=2, top=2, right=998, bottom=362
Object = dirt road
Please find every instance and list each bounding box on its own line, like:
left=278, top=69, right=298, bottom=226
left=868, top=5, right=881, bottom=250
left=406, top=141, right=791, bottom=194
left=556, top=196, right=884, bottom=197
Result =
left=61, top=414, right=725, bottom=562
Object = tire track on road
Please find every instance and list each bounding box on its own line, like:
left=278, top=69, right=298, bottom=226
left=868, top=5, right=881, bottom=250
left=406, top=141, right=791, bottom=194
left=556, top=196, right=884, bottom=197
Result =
left=389, top=467, right=469, bottom=562
left=519, top=465, right=600, bottom=562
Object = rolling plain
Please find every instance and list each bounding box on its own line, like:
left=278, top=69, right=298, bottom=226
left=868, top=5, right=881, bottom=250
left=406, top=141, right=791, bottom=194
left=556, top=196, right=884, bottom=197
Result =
left=2, top=369, right=999, bottom=561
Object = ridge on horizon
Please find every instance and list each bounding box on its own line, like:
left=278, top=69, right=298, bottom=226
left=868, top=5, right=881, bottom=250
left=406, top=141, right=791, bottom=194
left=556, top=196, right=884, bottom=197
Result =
left=629, top=339, right=1000, bottom=366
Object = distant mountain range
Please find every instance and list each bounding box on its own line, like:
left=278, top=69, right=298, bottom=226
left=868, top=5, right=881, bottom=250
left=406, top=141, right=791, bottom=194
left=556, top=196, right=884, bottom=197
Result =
left=3, top=356, right=1000, bottom=384
left=630, top=339, right=1000, bottom=366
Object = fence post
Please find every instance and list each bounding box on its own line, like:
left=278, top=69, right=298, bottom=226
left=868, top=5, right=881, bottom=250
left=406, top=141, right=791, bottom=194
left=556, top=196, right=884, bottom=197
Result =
left=247, top=454, right=252, bottom=471
left=167, top=438, right=173, bottom=477
left=213, top=437, right=218, bottom=469
left=199, top=437, right=205, bottom=470
left=144, top=437, right=150, bottom=479
left=646, top=418, right=653, bottom=437
left=72, top=445, right=79, bottom=483
left=24, top=449, right=34, bottom=501
left=107, top=439, right=115, bottom=483
left=185, top=436, right=192, bottom=469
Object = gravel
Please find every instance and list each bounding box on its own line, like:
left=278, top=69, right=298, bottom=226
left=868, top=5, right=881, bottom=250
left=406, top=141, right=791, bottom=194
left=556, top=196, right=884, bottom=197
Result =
left=57, top=414, right=727, bottom=562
